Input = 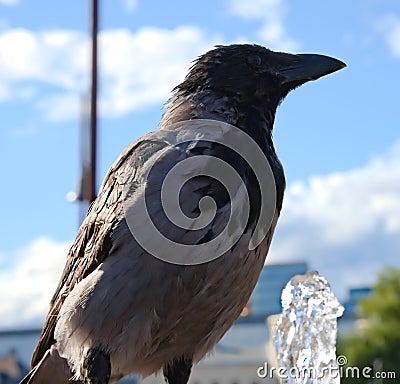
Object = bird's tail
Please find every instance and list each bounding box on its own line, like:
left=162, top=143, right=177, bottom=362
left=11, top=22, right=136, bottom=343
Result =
left=20, top=345, right=78, bottom=384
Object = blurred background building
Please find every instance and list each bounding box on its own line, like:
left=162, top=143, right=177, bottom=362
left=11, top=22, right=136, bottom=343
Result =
left=248, top=262, right=308, bottom=320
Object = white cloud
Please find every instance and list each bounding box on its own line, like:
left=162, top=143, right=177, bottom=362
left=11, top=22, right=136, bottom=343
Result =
left=0, top=0, right=18, bottom=5
left=0, top=6, right=301, bottom=122
left=98, top=26, right=218, bottom=117
left=0, top=83, right=9, bottom=101
left=228, top=0, right=299, bottom=51
left=0, top=28, right=88, bottom=88
left=0, top=26, right=218, bottom=120
left=0, top=237, right=70, bottom=329
left=268, top=140, right=400, bottom=299
left=123, top=0, right=138, bottom=13
left=36, top=92, right=81, bottom=122
left=379, top=15, right=400, bottom=57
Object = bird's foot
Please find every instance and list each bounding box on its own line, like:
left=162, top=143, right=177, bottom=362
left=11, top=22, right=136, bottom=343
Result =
left=83, top=347, right=111, bottom=384
left=163, top=356, right=193, bottom=384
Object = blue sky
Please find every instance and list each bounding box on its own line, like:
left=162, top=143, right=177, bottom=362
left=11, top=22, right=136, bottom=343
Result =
left=0, top=0, right=399, bottom=328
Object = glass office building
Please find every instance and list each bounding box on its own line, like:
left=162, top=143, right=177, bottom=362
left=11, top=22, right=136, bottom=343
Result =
left=249, top=262, right=308, bottom=318
left=343, top=287, right=372, bottom=316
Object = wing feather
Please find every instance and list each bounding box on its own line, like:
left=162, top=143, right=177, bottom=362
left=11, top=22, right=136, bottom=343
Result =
left=31, top=134, right=167, bottom=367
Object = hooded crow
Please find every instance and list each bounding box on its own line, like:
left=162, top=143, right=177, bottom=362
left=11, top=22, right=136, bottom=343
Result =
left=21, top=44, right=345, bottom=384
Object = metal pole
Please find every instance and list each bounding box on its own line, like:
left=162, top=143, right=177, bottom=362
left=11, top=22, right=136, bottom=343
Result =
left=89, top=0, right=98, bottom=203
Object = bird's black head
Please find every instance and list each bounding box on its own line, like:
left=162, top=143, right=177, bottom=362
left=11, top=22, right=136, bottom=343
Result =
left=176, top=44, right=345, bottom=113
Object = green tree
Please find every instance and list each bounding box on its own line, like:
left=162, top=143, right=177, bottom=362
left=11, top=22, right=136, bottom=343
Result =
left=338, top=267, right=400, bottom=383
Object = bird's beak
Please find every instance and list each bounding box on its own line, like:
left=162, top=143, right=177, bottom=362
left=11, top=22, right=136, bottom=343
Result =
left=278, top=53, right=346, bottom=85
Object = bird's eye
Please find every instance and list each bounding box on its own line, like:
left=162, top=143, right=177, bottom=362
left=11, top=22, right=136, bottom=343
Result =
left=247, top=54, right=262, bottom=67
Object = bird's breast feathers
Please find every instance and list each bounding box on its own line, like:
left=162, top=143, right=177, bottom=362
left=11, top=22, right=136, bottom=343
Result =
left=53, top=119, right=278, bottom=380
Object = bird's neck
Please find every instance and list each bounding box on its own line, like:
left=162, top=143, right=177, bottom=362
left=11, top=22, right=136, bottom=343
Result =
left=160, top=89, right=286, bottom=211
left=160, top=90, right=277, bottom=148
